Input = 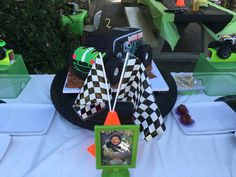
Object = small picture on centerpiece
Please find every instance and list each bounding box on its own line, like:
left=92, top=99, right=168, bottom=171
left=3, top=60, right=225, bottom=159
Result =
left=95, top=125, right=139, bottom=169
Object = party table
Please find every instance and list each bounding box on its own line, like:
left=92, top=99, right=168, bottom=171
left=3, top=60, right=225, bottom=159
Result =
left=0, top=75, right=236, bottom=177
left=138, top=0, right=236, bottom=59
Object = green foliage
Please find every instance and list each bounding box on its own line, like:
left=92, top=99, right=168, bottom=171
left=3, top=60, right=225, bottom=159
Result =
left=0, top=0, right=80, bottom=73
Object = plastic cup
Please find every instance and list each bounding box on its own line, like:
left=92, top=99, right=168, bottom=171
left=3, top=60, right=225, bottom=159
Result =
left=192, top=0, right=200, bottom=12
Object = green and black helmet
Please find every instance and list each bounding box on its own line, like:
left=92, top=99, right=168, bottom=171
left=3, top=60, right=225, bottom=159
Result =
left=71, top=47, right=105, bottom=80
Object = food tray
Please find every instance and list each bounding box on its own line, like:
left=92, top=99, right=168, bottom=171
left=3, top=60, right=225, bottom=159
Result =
left=0, top=103, right=55, bottom=135
left=172, top=102, right=236, bottom=135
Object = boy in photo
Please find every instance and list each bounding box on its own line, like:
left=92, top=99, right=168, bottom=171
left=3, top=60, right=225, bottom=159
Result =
left=102, top=134, right=131, bottom=165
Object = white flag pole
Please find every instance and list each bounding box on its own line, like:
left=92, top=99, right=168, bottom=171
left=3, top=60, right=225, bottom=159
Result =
left=99, top=53, right=112, bottom=112
left=112, top=52, right=130, bottom=111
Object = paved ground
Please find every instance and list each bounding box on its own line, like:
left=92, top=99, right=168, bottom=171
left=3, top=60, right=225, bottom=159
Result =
left=94, top=0, right=129, bottom=27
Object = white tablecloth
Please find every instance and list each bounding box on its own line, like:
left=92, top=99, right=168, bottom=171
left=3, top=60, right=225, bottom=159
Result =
left=1, top=75, right=236, bottom=177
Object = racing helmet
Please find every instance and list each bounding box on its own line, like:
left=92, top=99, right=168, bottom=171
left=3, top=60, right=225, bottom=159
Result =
left=71, top=47, right=105, bottom=80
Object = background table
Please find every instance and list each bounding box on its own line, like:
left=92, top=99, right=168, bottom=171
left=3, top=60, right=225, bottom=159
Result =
left=1, top=75, right=236, bottom=177
left=139, top=0, right=235, bottom=60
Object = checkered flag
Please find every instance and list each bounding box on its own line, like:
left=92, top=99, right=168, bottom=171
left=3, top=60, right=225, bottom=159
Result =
left=117, top=55, right=166, bottom=141
left=73, top=57, right=111, bottom=120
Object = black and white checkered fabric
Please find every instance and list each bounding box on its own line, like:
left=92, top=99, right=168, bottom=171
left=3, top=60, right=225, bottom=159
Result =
left=73, top=58, right=111, bottom=120
left=73, top=54, right=165, bottom=141
left=117, top=56, right=166, bottom=141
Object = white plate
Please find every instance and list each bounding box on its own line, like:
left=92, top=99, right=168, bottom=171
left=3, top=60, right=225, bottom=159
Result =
left=0, top=134, right=11, bottom=161
left=63, top=62, right=169, bottom=94
left=172, top=102, right=236, bottom=135
left=0, top=103, right=55, bottom=135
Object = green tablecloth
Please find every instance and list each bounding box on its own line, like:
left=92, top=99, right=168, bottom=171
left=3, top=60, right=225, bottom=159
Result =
left=62, top=9, right=88, bottom=36
left=139, top=0, right=236, bottom=50
left=147, top=0, right=179, bottom=50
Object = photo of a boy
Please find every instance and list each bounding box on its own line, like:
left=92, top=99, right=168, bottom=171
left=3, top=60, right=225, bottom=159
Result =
left=101, top=132, right=132, bottom=166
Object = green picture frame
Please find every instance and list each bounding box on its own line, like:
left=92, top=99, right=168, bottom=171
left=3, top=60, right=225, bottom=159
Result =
left=95, top=125, right=140, bottom=170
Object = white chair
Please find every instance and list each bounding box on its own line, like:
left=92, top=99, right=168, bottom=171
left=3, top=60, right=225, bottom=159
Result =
left=84, top=10, right=102, bottom=32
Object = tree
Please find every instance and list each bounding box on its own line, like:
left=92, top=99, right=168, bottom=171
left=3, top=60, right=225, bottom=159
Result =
left=0, top=0, right=80, bottom=73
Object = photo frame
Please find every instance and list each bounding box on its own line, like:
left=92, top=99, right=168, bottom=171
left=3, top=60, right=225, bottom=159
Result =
left=95, top=125, right=139, bottom=170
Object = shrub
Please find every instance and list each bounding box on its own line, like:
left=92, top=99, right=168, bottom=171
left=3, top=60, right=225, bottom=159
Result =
left=0, top=0, right=80, bottom=73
